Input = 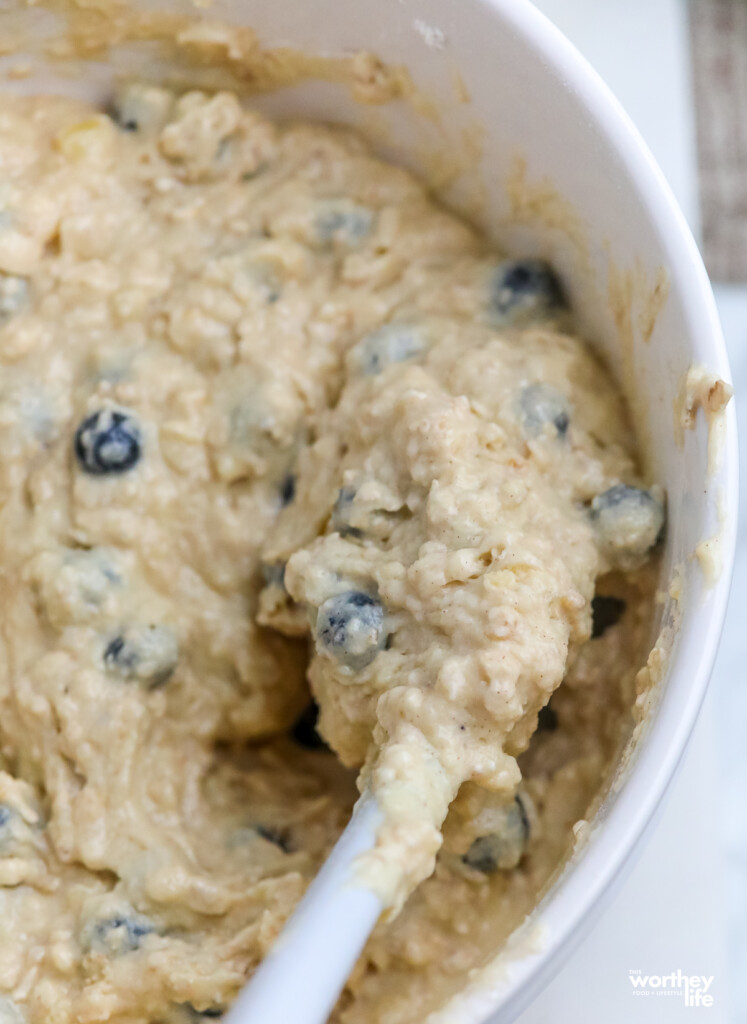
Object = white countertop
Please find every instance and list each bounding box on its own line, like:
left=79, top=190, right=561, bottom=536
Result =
left=514, top=2, right=734, bottom=1021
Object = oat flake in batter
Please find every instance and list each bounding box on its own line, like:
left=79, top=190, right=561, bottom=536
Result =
left=0, top=83, right=663, bottom=1023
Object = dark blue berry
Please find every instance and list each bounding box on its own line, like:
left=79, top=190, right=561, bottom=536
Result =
left=109, top=84, right=172, bottom=135
left=490, top=259, right=564, bottom=324
left=591, top=484, right=665, bottom=569
left=112, top=110, right=138, bottom=132
left=315, top=591, right=387, bottom=671
left=230, top=823, right=291, bottom=854
left=109, top=92, right=141, bottom=131
left=87, top=912, right=154, bottom=955
left=331, top=488, right=364, bottom=539
left=463, top=796, right=530, bottom=873
left=74, top=409, right=141, bottom=475
left=104, top=625, right=178, bottom=689
left=104, top=637, right=133, bottom=671
left=178, top=1005, right=224, bottom=1021
left=520, top=383, right=570, bottom=438
left=0, top=804, right=36, bottom=857
left=591, top=595, right=626, bottom=638
left=592, top=484, right=656, bottom=516
left=314, top=201, right=373, bottom=247
left=253, top=825, right=291, bottom=852
left=353, top=324, right=425, bottom=375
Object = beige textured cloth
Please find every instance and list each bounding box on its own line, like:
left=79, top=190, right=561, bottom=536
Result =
left=690, top=0, right=747, bottom=281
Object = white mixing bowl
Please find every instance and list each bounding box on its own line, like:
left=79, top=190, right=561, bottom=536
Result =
left=1, top=0, right=738, bottom=1020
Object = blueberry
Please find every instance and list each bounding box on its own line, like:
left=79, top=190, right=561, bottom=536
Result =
left=113, top=112, right=138, bottom=132
left=84, top=912, right=155, bottom=956
left=69, top=548, right=121, bottom=596
left=280, top=473, right=296, bottom=506
left=225, top=394, right=280, bottom=463
left=591, top=484, right=665, bottom=570
left=536, top=703, right=558, bottom=732
left=315, top=591, right=387, bottom=671
left=239, top=258, right=281, bottom=303
left=463, top=796, right=530, bottom=873
left=331, top=488, right=364, bottom=539
left=34, top=547, right=122, bottom=630
left=0, top=805, right=37, bottom=857
left=0, top=805, right=24, bottom=856
left=262, top=279, right=280, bottom=304
left=352, top=324, right=425, bottom=375
left=109, top=83, right=173, bottom=134
left=0, top=273, right=28, bottom=325
left=591, top=595, right=626, bottom=638
left=314, top=200, right=373, bottom=248
left=519, top=383, right=570, bottom=438
left=254, top=825, right=291, bottom=852
left=74, top=409, right=141, bottom=475
left=489, top=259, right=564, bottom=324
left=291, top=702, right=328, bottom=751
left=232, top=823, right=291, bottom=853
left=104, top=625, right=178, bottom=689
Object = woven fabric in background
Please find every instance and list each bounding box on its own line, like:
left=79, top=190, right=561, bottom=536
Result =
left=690, top=0, right=747, bottom=282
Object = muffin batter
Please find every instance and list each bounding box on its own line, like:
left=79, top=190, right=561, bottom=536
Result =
left=0, top=84, right=663, bottom=1022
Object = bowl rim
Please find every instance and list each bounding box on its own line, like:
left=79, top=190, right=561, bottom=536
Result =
left=461, top=1, right=739, bottom=1020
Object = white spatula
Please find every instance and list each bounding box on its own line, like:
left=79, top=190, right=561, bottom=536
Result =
left=224, top=794, right=383, bottom=1024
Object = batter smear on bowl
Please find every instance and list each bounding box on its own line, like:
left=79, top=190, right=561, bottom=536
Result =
left=0, top=84, right=663, bottom=1022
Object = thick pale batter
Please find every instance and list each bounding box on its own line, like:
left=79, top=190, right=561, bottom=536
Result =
left=0, top=84, right=663, bottom=1023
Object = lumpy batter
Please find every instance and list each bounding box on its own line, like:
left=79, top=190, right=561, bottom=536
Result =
left=0, top=84, right=663, bottom=1023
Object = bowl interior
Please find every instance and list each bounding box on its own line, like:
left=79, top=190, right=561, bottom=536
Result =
left=0, top=0, right=737, bottom=1020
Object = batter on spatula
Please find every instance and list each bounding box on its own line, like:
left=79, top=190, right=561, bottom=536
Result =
left=260, top=263, right=663, bottom=909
